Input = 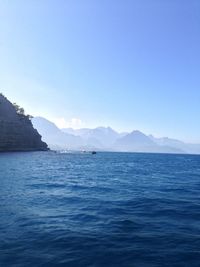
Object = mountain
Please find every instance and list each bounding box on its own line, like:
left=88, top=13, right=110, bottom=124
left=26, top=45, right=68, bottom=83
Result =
left=113, top=130, right=155, bottom=152
left=32, top=117, right=84, bottom=150
left=32, top=116, right=200, bottom=154
left=150, top=135, right=200, bottom=154
left=62, top=128, right=91, bottom=136
left=113, top=130, right=184, bottom=153
left=62, top=126, right=120, bottom=148
left=0, top=94, right=48, bottom=151
left=149, top=135, right=186, bottom=148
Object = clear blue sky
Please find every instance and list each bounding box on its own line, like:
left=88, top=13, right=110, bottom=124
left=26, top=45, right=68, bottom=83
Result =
left=0, top=0, right=200, bottom=142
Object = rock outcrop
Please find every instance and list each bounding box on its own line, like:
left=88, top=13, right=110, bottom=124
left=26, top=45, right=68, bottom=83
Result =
left=0, top=94, right=48, bottom=151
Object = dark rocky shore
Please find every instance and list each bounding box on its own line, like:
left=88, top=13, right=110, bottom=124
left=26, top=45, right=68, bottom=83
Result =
left=0, top=94, right=48, bottom=152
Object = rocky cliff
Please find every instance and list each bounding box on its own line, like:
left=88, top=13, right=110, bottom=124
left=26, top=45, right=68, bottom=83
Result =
left=0, top=94, right=48, bottom=151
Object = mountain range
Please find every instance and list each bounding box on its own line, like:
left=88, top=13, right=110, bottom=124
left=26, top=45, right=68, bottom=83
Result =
left=32, top=117, right=200, bottom=154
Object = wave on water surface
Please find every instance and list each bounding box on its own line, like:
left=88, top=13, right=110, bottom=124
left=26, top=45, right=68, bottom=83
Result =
left=0, top=152, right=200, bottom=267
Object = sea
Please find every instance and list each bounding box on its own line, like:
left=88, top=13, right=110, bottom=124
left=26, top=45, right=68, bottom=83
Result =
left=0, top=151, right=200, bottom=267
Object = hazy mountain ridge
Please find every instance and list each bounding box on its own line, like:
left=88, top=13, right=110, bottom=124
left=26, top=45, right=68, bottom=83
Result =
left=63, top=126, right=119, bottom=148
left=149, top=135, right=200, bottom=154
left=32, top=117, right=84, bottom=150
left=32, top=116, right=200, bottom=154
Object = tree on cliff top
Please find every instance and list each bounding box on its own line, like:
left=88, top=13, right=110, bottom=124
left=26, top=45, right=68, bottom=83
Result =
left=0, top=93, right=33, bottom=120
left=13, top=103, right=33, bottom=120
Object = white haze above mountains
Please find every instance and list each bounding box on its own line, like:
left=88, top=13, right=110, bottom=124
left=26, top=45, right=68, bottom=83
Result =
left=32, top=117, right=200, bottom=154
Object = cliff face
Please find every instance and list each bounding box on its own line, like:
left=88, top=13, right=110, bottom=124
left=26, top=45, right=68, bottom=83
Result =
left=0, top=94, right=48, bottom=151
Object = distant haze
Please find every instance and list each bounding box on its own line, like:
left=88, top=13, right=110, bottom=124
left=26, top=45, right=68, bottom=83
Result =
left=32, top=117, right=200, bottom=154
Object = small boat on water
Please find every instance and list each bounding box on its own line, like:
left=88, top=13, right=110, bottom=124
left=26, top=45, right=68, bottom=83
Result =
left=91, top=151, right=97, bottom=154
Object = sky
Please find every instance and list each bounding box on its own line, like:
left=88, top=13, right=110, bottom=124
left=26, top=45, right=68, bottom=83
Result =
left=0, top=0, right=200, bottom=142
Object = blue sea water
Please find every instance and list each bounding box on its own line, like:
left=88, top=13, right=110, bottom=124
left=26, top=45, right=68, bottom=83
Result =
left=0, top=152, right=200, bottom=267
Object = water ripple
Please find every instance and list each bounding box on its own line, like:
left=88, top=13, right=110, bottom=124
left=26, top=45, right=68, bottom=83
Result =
left=0, top=152, right=200, bottom=266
